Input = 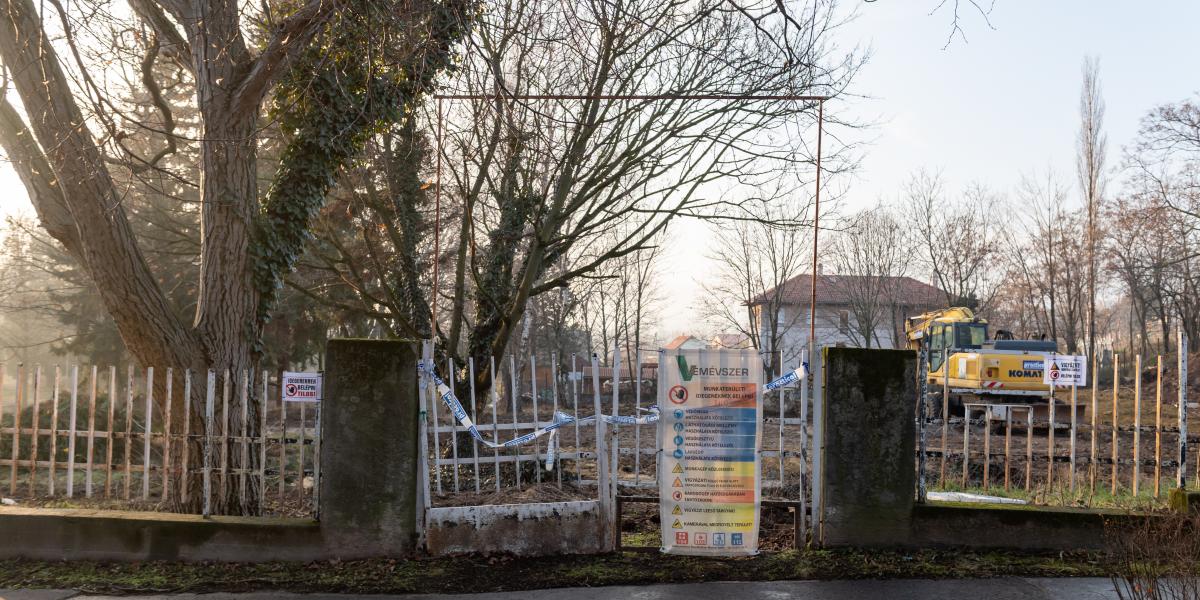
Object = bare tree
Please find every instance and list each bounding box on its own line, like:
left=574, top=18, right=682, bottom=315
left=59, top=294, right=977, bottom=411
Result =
left=905, top=170, right=1005, bottom=313
left=1077, top=55, right=1107, bottom=361
left=828, top=204, right=912, bottom=348
left=299, top=0, right=861, bottom=403
left=700, top=201, right=812, bottom=378
left=0, top=0, right=477, bottom=513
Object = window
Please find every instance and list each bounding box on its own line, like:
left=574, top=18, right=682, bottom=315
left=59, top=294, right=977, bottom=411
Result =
left=777, top=306, right=787, bottom=326
left=955, top=323, right=987, bottom=349
left=838, top=310, right=849, bottom=335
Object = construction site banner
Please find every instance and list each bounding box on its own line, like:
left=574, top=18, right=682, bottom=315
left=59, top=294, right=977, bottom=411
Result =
left=659, top=349, right=762, bottom=556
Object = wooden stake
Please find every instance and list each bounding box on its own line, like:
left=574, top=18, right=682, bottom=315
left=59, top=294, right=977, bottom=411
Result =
left=983, top=407, right=991, bottom=491
left=1090, top=353, right=1099, bottom=494
left=1070, top=383, right=1078, bottom=493
left=1025, top=408, right=1033, bottom=492
left=941, top=349, right=949, bottom=486
left=1155, top=355, right=1163, bottom=498
left=962, top=406, right=970, bottom=488
left=1004, top=407, right=1012, bottom=491
left=1133, top=356, right=1141, bottom=497
left=1111, top=354, right=1120, bottom=495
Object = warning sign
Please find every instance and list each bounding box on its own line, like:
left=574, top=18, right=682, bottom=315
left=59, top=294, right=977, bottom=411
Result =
left=659, top=349, right=761, bottom=556
left=1042, top=355, right=1087, bottom=387
left=282, top=371, right=323, bottom=403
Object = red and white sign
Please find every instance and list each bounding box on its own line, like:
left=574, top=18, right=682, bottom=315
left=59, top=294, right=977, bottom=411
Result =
left=1043, top=355, right=1087, bottom=387
left=282, top=371, right=323, bottom=403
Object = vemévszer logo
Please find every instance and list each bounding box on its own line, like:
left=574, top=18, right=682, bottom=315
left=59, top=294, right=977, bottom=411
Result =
left=689, top=366, right=750, bottom=377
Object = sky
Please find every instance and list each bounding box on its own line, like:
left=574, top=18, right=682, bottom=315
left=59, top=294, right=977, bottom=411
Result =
left=655, top=0, right=1200, bottom=339
left=0, top=2, right=1198, bottom=341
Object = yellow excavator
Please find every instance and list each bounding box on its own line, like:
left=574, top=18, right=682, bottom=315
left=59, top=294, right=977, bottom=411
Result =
left=905, top=307, right=1076, bottom=419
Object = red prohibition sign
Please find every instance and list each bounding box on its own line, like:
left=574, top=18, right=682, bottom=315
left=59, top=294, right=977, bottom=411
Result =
left=669, top=385, right=689, bottom=404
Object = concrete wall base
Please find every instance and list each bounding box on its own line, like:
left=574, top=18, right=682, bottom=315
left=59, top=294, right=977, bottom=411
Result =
left=426, top=501, right=606, bottom=556
left=0, top=506, right=325, bottom=562
left=909, top=502, right=1142, bottom=552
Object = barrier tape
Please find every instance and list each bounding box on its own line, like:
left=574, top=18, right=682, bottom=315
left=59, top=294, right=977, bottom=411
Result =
left=764, top=362, right=808, bottom=391
left=418, top=362, right=659, bottom=470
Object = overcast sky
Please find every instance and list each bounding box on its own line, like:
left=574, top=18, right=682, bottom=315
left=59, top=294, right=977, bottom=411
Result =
left=657, top=0, right=1200, bottom=339
left=1, top=2, right=1197, bottom=343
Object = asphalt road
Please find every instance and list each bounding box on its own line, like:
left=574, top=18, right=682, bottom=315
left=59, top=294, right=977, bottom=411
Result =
left=0, top=578, right=1120, bottom=600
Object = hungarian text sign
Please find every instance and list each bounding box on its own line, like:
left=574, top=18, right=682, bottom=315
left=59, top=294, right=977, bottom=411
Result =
left=1043, top=355, right=1087, bottom=386
left=659, top=349, right=761, bottom=556
left=282, top=371, right=323, bottom=402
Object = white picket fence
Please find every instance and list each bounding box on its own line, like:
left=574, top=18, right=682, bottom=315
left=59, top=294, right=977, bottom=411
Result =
left=0, top=364, right=320, bottom=517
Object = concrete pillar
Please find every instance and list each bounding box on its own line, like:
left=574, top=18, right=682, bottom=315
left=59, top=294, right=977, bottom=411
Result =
left=820, top=347, right=917, bottom=546
left=319, top=339, right=421, bottom=557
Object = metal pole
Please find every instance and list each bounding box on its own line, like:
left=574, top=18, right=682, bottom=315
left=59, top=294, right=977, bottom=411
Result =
left=808, top=101, right=824, bottom=348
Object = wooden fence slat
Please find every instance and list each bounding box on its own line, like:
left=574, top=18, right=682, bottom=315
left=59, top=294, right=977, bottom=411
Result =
left=0, top=365, right=5, bottom=495
left=221, top=369, right=230, bottom=504
left=298, top=400, right=307, bottom=500
left=468, top=358, right=481, bottom=494
left=447, top=357, right=458, bottom=492
left=7, top=366, right=18, bottom=496
left=163, top=368, right=173, bottom=502
left=530, top=354, right=540, bottom=486
left=143, top=367, right=154, bottom=500
left=182, top=369, right=192, bottom=505
left=124, top=365, right=133, bottom=501
left=259, top=371, right=268, bottom=514
left=553, top=353, right=562, bottom=489
left=204, top=369, right=216, bottom=516
left=66, top=366, right=79, bottom=498
left=491, top=357, right=502, bottom=492
left=48, top=366, right=60, bottom=496
left=30, top=366, right=41, bottom=496
left=86, top=366, right=97, bottom=498
left=1047, top=373, right=1055, bottom=490
left=240, top=369, right=249, bottom=508
left=278, top=379, right=286, bottom=499
left=510, top=355, right=522, bottom=489
left=105, top=366, right=116, bottom=498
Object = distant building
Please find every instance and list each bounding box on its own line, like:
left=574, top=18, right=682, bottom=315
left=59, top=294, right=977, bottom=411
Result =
left=709, top=333, right=752, bottom=349
left=663, top=335, right=708, bottom=351
left=750, top=273, right=945, bottom=364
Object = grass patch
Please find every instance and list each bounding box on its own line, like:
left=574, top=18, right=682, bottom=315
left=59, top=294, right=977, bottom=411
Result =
left=0, top=549, right=1111, bottom=594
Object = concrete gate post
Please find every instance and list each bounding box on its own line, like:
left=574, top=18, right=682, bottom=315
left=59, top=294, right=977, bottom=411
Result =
left=319, top=339, right=422, bottom=557
left=818, top=347, right=917, bottom=546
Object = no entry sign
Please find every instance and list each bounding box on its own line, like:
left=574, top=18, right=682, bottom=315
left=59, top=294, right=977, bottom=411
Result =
left=282, top=371, right=323, bottom=402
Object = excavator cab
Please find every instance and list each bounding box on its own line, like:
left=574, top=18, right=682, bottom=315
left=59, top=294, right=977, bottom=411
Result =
left=926, top=321, right=988, bottom=372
